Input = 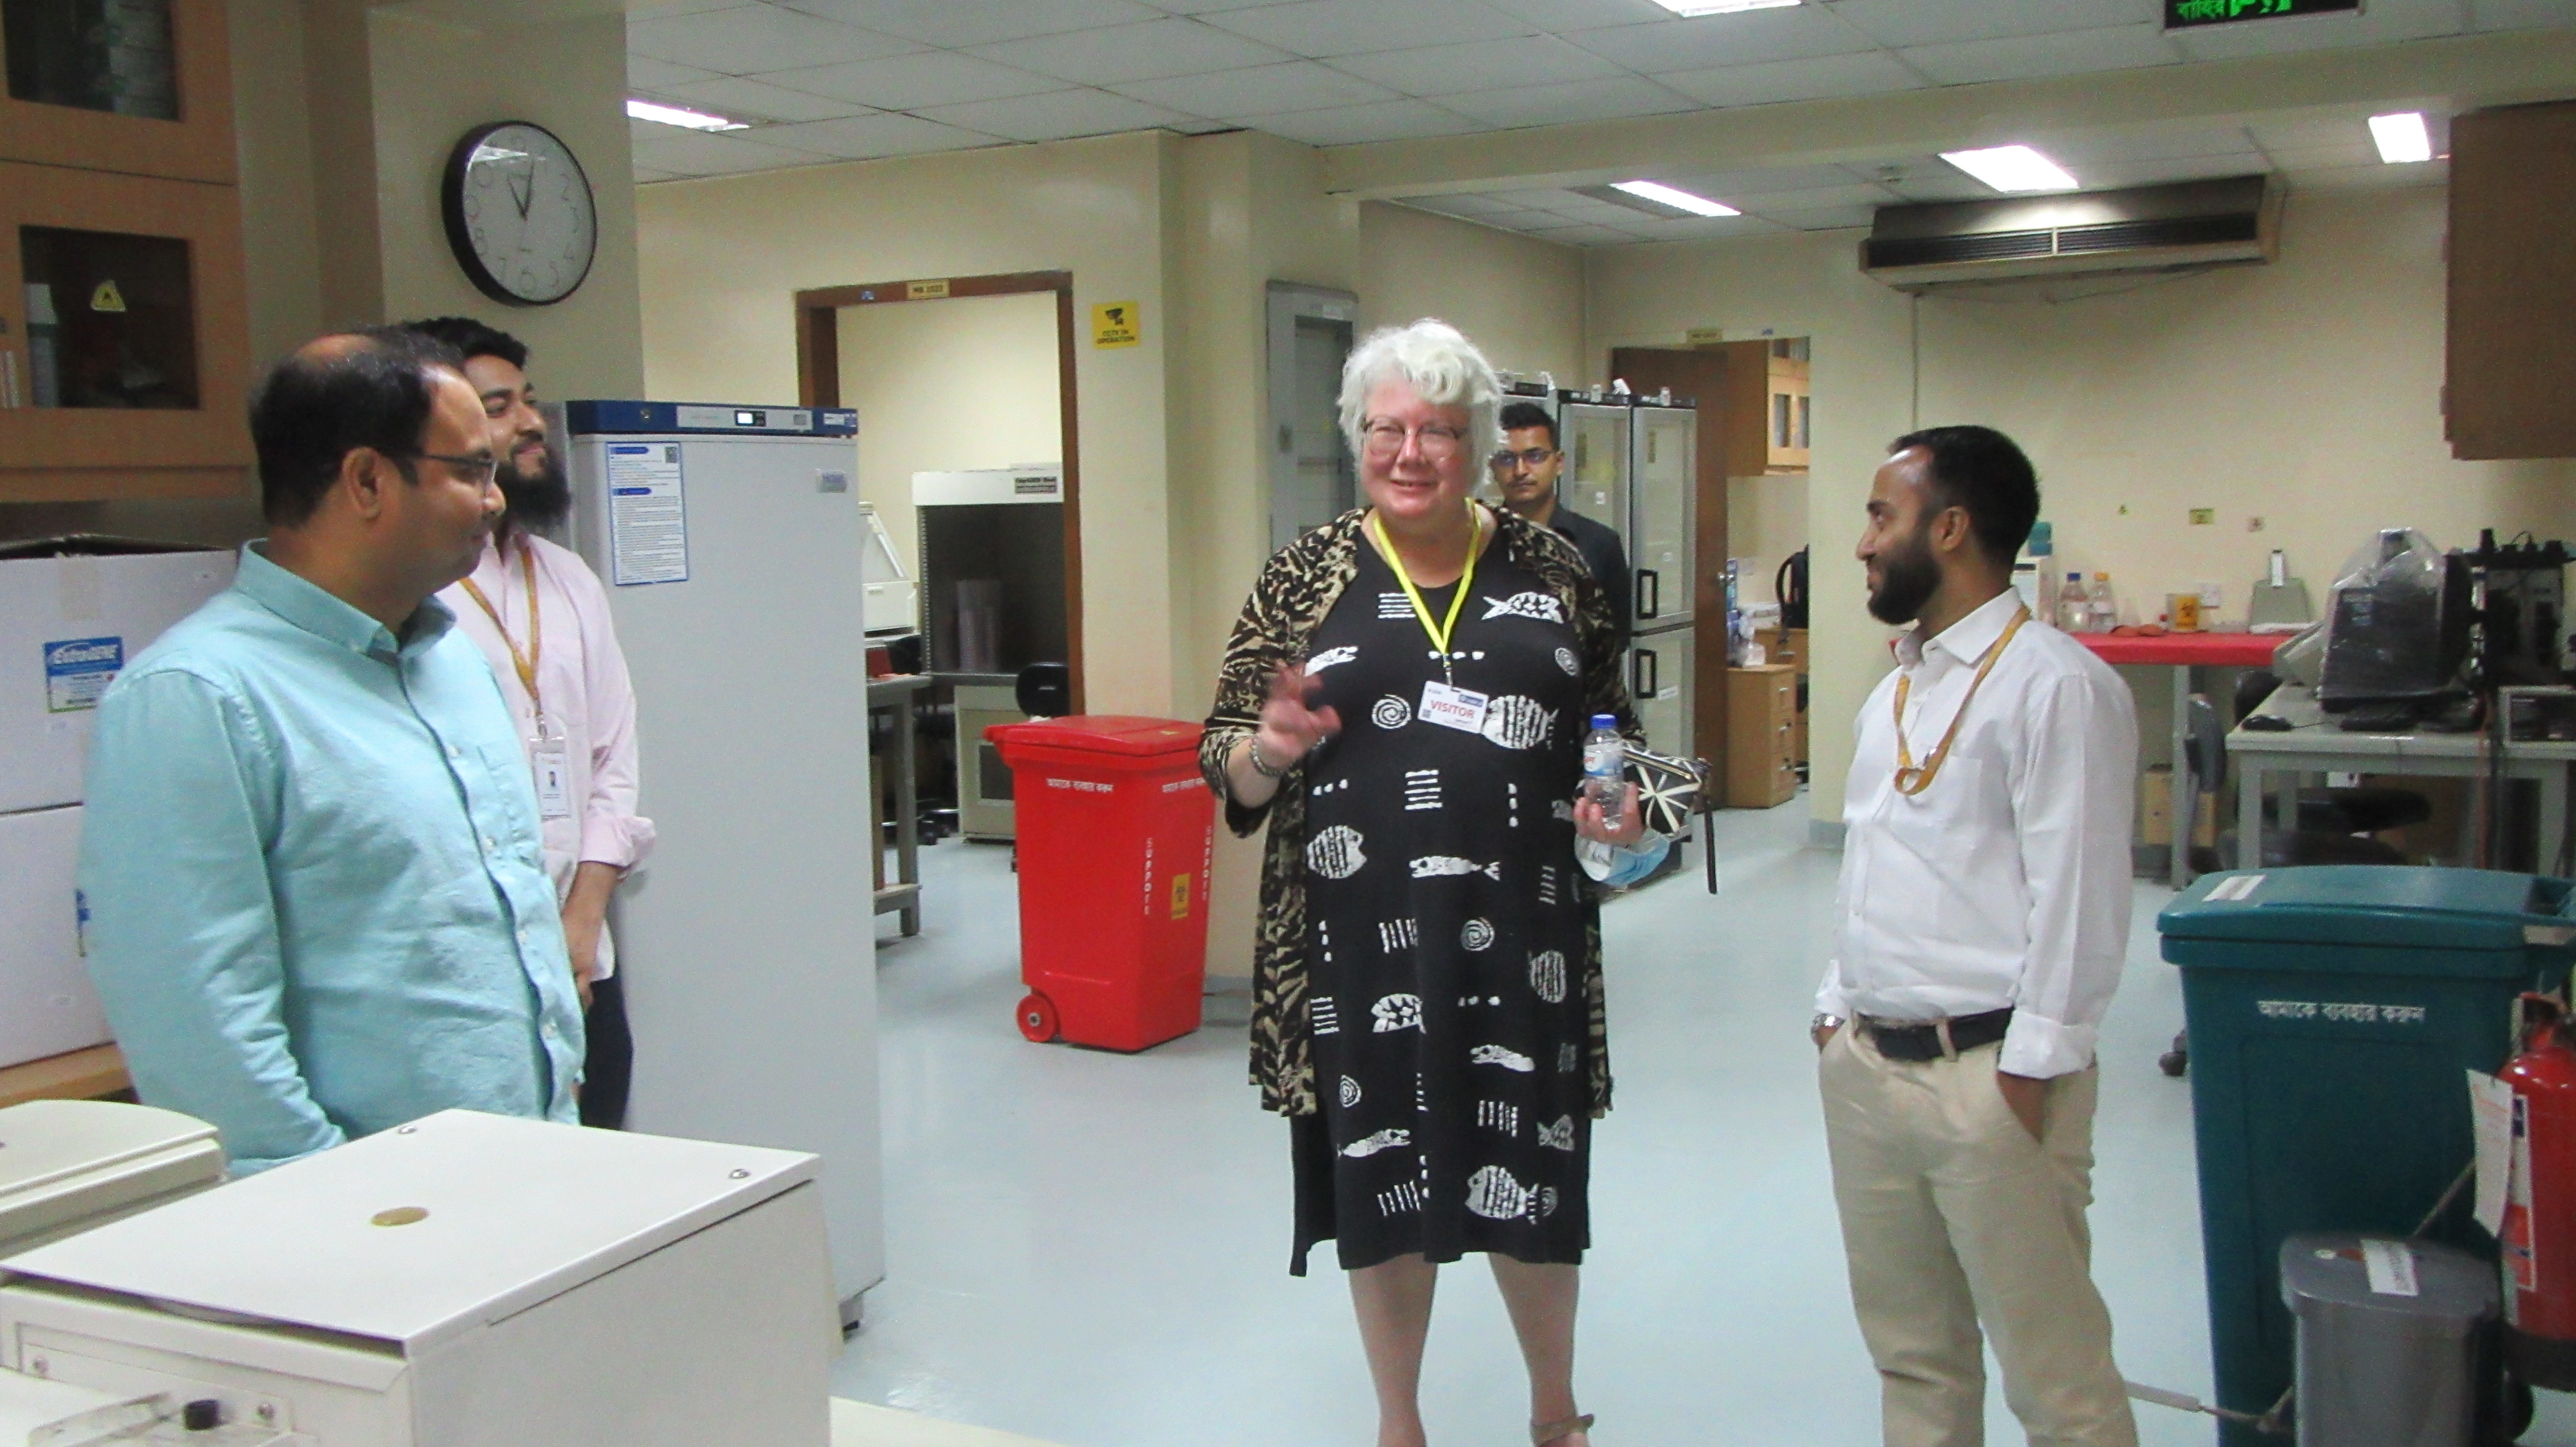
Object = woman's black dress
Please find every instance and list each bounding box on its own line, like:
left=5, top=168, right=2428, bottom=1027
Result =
left=1289, top=532, right=1595, bottom=1275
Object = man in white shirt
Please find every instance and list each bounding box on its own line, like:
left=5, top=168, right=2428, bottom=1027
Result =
left=409, top=317, right=655, bottom=1130
left=1813, top=426, right=2140, bottom=1447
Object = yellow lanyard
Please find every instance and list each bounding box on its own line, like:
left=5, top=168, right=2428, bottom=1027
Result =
left=1891, top=606, right=2029, bottom=796
left=458, top=539, right=544, bottom=722
left=1369, top=504, right=1481, bottom=682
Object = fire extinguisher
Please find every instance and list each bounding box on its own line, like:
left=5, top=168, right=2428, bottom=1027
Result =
left=2500, top=992, right=2576, bottom=1390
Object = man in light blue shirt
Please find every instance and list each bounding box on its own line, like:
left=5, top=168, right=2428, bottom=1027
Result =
left=80, top=330, right=584, bottom=1173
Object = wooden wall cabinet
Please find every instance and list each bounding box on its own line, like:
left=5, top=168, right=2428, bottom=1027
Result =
left=0, top=0, right=250, bottom=502
left=1716, top=340, right=1809, bottom=476
left=2447, top=100, right=2576, bottom=461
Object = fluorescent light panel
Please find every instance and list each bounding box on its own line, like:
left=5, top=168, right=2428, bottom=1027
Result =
left=2369, top=112, right=2432, bottom=164
left=627, top=98, right=746, bottom=132
left=1938, top=144, right=2079, bottom=193
left=1610, top=179, right=1740, bottom=217
left=1649, top=0, right=1801, bottom=13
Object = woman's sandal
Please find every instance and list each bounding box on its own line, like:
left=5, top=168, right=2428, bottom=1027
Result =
left=1532, top=1413, right=1595, bottom=1446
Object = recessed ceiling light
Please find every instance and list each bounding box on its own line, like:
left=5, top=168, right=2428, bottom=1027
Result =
left=2368, top=111, right=2433, bottom=164
left=1649, top=0, right=1802, bottom=14
left=1609, top=180, right=1740, bottom=217
left=627, top=98, right=746, bottom=132
left=1938, top=144, right=2080, bottom=193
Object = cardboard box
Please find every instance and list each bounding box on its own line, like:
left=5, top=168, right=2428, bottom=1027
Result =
left=0, top=805, right=109, bottom=1071
left=2140, top=766, right=2220, bottom=849
left=0, top=541, right=236, bottom=814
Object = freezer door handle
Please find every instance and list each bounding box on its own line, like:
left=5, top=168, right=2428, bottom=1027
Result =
left=1636, top=568, right=1660, bottom=620
left=1632, top=646, right=1658, bottom=699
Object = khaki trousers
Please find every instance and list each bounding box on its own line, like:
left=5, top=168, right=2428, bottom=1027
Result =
left=1819, top=1027, right=2136, bottom=1447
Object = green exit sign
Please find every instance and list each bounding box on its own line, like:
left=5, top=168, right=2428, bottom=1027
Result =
left=2168, top=0, right=2362, bottom=26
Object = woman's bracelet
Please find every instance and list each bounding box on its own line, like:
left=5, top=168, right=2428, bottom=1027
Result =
left=1246, top=737, right=1293, bottom=779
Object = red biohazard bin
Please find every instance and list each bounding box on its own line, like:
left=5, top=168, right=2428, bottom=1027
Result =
left=985, top=716, right=1214, bottom=1052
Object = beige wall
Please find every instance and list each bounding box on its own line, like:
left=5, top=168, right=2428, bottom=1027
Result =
left=1590, top=184, right=2576, bottom=826
left=640, top=131, right=1182, bottom=723
left=1358, top=202, right=1585, bottom=385
left=833, top=293, right=1061, bottom=584
left=1729, top=474, right=1809, bottom=614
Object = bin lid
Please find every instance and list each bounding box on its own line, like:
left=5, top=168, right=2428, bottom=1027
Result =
left=2159, top=867, right=2576, bottom=954
left=986, top=715, right=1203, bottom=761
left=2279, top=1234, right=2496, bottom=1323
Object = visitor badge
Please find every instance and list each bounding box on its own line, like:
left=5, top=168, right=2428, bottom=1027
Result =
left=1419, top=680, right=1490, bottom=734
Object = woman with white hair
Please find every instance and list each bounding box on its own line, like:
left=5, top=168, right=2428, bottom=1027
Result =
left=1200, top=319, right=1662, bottom=1447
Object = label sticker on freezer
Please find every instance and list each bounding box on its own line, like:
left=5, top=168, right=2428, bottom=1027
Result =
left=43, top=636, right=123, bottom=712
left=607, top=444, right=689, bottom=586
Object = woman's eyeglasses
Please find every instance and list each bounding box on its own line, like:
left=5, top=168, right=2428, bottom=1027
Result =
left=1362, top=419, right=1469, bottom=460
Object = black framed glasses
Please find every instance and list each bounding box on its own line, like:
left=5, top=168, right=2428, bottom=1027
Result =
left=403, top=450, right=500, bottom=486
left=1489, top=446, right=1557, bottom=473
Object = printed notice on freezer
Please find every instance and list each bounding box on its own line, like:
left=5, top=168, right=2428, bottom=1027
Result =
left=607, top=443, right=689, bottom=586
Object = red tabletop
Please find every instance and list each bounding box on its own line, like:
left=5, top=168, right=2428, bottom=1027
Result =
left=2075, top=631, right=2283, bottom=668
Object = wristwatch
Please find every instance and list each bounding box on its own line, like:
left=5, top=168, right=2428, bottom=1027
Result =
left=1811, top=1012, right=1846, bottom=1038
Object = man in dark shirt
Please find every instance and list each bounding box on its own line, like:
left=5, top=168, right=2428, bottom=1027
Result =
left=1491, top=400, right=1631, bottom=650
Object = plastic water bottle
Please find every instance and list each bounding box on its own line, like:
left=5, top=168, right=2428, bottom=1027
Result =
left=2056, top=572, right=2090, bottom=632
left=1582, top=714, right=1625, bottom=805
left=2087, top=572, right=2118, bottom=633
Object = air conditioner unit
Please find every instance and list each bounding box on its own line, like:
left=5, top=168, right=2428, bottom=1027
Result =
left=1860, top=175, right=2280, bottom=293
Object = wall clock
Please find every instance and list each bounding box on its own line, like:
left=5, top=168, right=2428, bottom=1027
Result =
left=441, top=121, right=597, bottom=307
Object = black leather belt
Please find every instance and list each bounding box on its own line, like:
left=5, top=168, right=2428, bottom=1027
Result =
left=1859, top=1007, right=2014, bottom=1062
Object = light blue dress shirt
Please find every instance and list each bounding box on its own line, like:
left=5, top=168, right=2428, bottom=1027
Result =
left=79, top=544, right=584, bottom=1174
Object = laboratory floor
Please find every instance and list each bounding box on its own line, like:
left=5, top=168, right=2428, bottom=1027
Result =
left=852, top=803, right=2576, bottom=1447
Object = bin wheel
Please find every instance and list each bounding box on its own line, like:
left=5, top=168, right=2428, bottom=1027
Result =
left=2159, top=1030, right=2189, bottom=1078
left=1017, top=992, right=1059, bottom=1044
left=2503, top=1363, right=2535, bottom=1443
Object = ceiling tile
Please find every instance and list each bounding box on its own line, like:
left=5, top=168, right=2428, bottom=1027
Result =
left=915, top=87, right=1198, bottom=142
left=650, top=75, right=877, bottom=123
left=630, top=0, right=738, bottom=18
left=627, top=5, right=924, bottom=75
left=2043, top=123, right=2258, bottom=164
left=629, top=130, right=838, bottom=175
left=1240, top=99, right=1488, bottom=145
left=2169, top=0, right=2466, bottom=58
left=1198, top=0, right=1540, bottom=58
left=1483, top=186, right=1589, bottom=208
left=1150, top=0, right=1323, bottom=10
left=966, top=17, right=1294, bottom=85
left=1664, top=162, right=1868, bottom=195
left=2051, top=152, right=2271, bottom=189
left=1857, top=158, right=1994, bottom=203
left=1831, top=0, right=2157, bottom=49
left=1541, top=195, right=1659, bottom=222
left=757, top=111, right=1006, bottom=158
left=782, top=0, right=1166, bottom=48
left=628, top=54, right=721, bottom=89
left=1654, top=49, right=1923, bottom=108
left=1534, top=222, right=1645, bottom=244
left=2287, top=159, right=2449, bottom=191
left=1329, top=34, right=1626, bottom=95
left=2258, top=141, right=2385, bottom=172
left=1610, top=211, right=1787, bottom=241
left=629, top=116, right=671, bottom=143
left=1898, top=22, right=2183, bottom=85
left=1564, top=8, right=1879, bottom=73
left=1731, top=181, right=1895, bottom=211
left=634, top=167, right=686, bottom=183
left=2245, top=109, right=2381, bottom=152
left=1753, top=204, right=1879, bottom=230
left=1114, top=60, right=1402, bottom=117
left=1437, top=75, right=1697, bottom=127
left=2471, top=0, right=2576, bottom=29
left=759, top=51, right=1067, bottom=109
left=1476, top=0, right=1675, bottom=33
left=1396, top=191, right=1529, bottom=217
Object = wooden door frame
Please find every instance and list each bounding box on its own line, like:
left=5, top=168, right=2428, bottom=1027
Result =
left=794, top=271, right=1085, bottom=711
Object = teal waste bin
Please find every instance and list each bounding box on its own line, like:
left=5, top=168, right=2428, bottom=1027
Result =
left=2159, top=867, right=2576, bottom=1445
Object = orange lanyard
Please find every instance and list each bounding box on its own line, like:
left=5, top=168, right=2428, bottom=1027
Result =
left=1891, top=606, right=2028, bottom=797
left=458, top=540, right=543, bottom=721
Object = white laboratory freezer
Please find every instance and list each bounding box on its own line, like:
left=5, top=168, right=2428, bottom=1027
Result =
left=0, top=1111, right=834, bottom=1447
left=559, top=401, right=884, bottom=1325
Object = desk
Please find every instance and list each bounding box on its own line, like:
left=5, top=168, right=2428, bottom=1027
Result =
left=2078, top=632, right=2284, bottom=887
left=2231, top=697, right=2576, bottom=872
left=868, top=674, right=930, bottom=937
left=0, top=1045, right=126, bottom=1108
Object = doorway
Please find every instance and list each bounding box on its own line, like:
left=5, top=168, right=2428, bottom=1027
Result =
left=1266, top=282, right=1358, bottom=553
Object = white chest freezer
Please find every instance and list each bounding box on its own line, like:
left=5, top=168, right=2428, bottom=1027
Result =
left=0, top=1100, right=222, bottom=1263
left=0, top=1110, right=835, bottom=1447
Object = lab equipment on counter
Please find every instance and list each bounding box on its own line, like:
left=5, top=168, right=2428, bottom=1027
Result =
left=912, top=467, right=1067, bottom=680
left=2317, top=529, right=2474, bottom=724
left=0, top=1110, right=836, bottom=1447
left=2470, top=530, right=2569, bottom=687
left=2250, top=549, right=2315, bottom=629
left=856, top=502, right=915, bottom=639
left=0, top=1100, right=221, bottom=1261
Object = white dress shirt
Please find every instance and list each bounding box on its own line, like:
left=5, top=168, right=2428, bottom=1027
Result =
left=439, top=531, right=654, bottom=980
left=1816, top=588, right=2139, bottom=1078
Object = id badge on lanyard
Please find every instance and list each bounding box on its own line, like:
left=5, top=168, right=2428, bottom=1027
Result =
left=532, top=712, right=573, bottom=820
left=1419, top=679, right=1490, bottom=734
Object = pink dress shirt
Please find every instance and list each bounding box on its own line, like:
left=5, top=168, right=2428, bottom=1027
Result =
left=439, top=531, right=654, bottom=979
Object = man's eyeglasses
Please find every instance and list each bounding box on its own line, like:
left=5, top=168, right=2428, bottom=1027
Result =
left=1362, top=419, right=1469, bottom=460
left=1489, top=447, right=1557, bottom=474
left=404, top=451, right=500, bottom=487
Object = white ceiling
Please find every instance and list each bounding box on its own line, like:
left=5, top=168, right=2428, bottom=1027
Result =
left=627, top=0, right=2575, bottom=243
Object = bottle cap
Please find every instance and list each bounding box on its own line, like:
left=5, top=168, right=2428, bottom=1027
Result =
left=1591, top=714, right=1616, bottom=729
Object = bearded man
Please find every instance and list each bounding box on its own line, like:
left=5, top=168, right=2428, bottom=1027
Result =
left=410, top=317, right=653, bottom=1130
left=1810, top=426, right=2142, bottom=1447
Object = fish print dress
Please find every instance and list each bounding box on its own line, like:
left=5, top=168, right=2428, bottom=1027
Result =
left=1289, top=534, right=1594, bottom=1274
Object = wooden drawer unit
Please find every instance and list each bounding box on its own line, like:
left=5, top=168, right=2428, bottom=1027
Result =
left=1725, top=663, right=1799, bottom=807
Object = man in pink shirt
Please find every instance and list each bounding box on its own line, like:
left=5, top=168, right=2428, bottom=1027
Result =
left=408, top=317, right=653, bottom=1129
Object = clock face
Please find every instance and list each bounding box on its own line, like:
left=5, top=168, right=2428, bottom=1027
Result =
left=441, top=122, right=598, bottom=307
